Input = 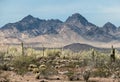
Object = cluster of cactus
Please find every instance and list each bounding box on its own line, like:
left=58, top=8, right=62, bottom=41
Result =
left=28, top=64, right=47, bottom=79
left=28, top=64, right=39, bottom=73
left=65, top=70, right=80, bottom=81
left=35, top=64, right=48, bottom=79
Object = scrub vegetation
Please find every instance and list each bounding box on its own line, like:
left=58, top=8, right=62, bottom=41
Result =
left=0, top=43, right=120, bottom=82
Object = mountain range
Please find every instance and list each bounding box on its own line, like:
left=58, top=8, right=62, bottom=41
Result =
left=0, top=13, right=120, bottom=48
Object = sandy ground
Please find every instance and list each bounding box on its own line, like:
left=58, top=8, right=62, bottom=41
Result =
left=0, top=71, right=119, bottom=82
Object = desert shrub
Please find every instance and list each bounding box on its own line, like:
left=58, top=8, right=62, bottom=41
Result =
left=35, top=64, right=58, bottom=79
left=92, top=68, right=111, bottom=77
left=11, top=55, right=36, bottom=75
left=58, top=49, right=71, bottom=59
left=0, top=52, right=5, bottom=64
left=0, top=63, right=9, bottom=71
left=7, top=46, right=21, bottom=57
left=25, top=48, right=36, bottom=56
left=65, top=60, right=77, bottom=68
left=65, top=70, right=74, bottom=81
left=45, top=49, right=60, bottom=59
left=0, top=52, right=12, bottom=71
left=83, top=70, right=90, bottom=82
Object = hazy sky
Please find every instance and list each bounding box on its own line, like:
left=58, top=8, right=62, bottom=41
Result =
left=1, top=0, right=120, bottom=27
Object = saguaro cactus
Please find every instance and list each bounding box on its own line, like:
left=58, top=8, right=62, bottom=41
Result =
left=91, top=49, right=95, bottom=62
left=110, top=45, right=115, bottom=62
left=42, top=44, right=44, bottom=57
left=6, top=46, right=9, bottom=54
left=21, top=42, right=24, bottom=56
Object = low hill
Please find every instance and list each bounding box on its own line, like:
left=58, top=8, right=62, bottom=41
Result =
left=63, top=43, right=109, bottom=52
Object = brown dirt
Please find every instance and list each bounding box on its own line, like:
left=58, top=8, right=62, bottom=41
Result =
left=0, top=71, right=119, bottom=82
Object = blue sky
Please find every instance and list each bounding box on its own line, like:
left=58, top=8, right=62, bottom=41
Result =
left=0, top=0, right=120, bottom=27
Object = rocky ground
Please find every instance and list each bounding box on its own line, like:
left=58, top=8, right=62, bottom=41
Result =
left=0, top=71, right=119, bottom=82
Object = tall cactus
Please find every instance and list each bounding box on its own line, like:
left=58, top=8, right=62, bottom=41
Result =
left=91, top=49, right=95, bottom=62
left=42, top=44, right=44, bottom=57
left=21, top=42, right=24, bottom=56
left=6, top=46, right=9, bottom=54
left=110, top=45, right=115, bottom=62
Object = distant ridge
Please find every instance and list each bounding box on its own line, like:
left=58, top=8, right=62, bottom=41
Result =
left=0, top=13, right=120, bottom=48
left=63, top=43, right=97, bottom=52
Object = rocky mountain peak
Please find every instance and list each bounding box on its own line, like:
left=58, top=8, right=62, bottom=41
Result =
left=20, top=15, right=39, bottom=22
left=102, top=22, right=117, bottom=34
left=22, top=14, right=34, bottom=19
left=103, top=22, right=117, bottom=30
left=65, top=13, right=89, bottom=26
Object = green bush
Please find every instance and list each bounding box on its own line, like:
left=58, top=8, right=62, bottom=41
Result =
left=45, top=49, right=60, bottom=59
left=12, top=55, right=36, bottom=75
left=92, top=68, right=111, bottom=77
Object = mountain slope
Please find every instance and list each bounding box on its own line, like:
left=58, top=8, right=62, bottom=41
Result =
left=0, top=13, right=120, bottom=48
left=1, top=15, right=63, bottom=38
left=102, top=22, right=117, bottom=35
